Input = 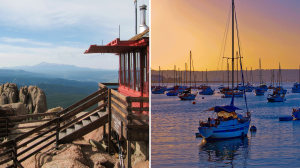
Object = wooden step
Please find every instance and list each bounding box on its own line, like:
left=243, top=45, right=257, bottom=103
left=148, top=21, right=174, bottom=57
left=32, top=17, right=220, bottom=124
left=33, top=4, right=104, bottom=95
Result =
left=90, top=116, right=99, bottom=122
left=67, top=128, right=75, bottom=135
left=82, top=120, right=91, bottom=126
left=59, top=131, right=67, bottom=139
left=74, top=123, right=83, bottom=131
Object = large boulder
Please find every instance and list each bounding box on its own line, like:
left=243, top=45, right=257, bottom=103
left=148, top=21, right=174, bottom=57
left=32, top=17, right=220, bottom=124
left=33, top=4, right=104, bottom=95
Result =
left=0, top=83, right=19, bottom=105
left=27, top=86, right=47, bottom=114
left=0, top=103, right=28, bottom=116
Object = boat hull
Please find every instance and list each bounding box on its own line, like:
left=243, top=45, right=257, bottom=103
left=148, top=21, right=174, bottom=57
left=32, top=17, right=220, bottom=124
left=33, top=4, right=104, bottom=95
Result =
left=293, top=110, right=300, bottom=119
left=198, top=119, right=251, bottom=139
left=267, top=97, right=286, bottom=102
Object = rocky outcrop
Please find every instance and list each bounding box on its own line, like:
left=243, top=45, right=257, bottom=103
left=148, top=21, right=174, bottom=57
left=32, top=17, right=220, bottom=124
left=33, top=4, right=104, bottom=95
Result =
left=27, top=86, right=47, bottom=114
left=0, top=83, right=47, bottom=115
left=0, top=103, right=28, bottom=116
left=0, top=83, right=19, bottom=105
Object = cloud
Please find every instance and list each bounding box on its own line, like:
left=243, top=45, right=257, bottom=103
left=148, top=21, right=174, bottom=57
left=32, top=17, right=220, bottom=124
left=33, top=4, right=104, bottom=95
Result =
left=0, top=43, right=119, bottom=69
left=0, top=0, right=149, bottom=32
left=0, top=37, right=52, bottom=46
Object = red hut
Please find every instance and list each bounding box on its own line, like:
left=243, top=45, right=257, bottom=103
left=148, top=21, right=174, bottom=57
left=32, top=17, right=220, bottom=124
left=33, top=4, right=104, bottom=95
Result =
left=84, top=4, right=149, bottom=168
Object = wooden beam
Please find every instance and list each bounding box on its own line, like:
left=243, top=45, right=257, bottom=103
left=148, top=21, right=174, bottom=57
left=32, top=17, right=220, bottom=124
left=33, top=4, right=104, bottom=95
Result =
left=0, top=157, right=13, bottom=166
left=60, top=102, right=107, bottom=131
left=17, top=126, right=56, bottom=149
left=8, top=119, right=52, bottom=125
left=127, top=128, right=149, bottom=141
left=108, top=89, right=112, bottom=154
left=59, top=114, right=108, bottom=144
left=111, top=103, right=128, bottom=118
left=126, top=97, right=149, bottom=103
left=0, top=149, right=13, bottom=158
left=8, top=112, right=57, bottom=121
left=19, top=139, right=56, bottom=163
left=0, top=139, right=13, bottom=148
left=127, top=115, right=149, bottom=121
left=127, top=140, right=132, bottom=168
left=111, top=89, right=127, bottom=102
left=111, top=108, right=128, bottom=125
left=127, top=107, right=149, bottom=112
left=111, top=97, right=127, bottom=110
left=15, top=119, right=56, bottom=142
left=60, top=91, right=108, bottom=122
left=17, top=132, right=56, bottom=157
left=57, top=87, right=108, bottom=116
left=127, top=124, right=148, bottom=129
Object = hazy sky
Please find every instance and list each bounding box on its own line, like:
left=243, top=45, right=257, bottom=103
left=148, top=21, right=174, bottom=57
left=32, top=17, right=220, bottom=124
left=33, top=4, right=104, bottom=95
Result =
left=0, top=0, right=149, bottom=69
left=151, top=0, right=300, bottom=71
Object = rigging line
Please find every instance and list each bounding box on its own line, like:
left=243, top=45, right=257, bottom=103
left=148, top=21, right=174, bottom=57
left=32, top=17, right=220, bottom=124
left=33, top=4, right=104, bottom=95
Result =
left=216, top=3, right=232, bottom=82
left=235, top=9, right=249, bottom=112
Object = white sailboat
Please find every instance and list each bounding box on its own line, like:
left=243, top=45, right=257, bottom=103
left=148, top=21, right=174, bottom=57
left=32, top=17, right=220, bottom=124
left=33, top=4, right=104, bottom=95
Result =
left=198, top=0, right=251, bottom=139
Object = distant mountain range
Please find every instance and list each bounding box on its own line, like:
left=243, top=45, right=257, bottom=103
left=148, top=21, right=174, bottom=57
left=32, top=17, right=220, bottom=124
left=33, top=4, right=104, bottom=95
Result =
left=3, top=62, right=116, bottom=72
left=1, top=62, right=118, bottom=83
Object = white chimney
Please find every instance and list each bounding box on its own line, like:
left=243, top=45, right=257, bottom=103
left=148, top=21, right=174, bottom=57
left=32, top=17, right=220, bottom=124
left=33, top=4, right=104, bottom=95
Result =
left=139, top=4, right=149, bottom=33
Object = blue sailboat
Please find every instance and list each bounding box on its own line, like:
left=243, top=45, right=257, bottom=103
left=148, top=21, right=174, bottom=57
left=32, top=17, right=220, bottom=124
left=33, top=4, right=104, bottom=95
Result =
left=198, top=0, right=251, bottom=139
left=292, top=66, right=300, bottom=93
left=199, top=69, right=214, bottom=95
left=179, top=51, right=197, bottom=100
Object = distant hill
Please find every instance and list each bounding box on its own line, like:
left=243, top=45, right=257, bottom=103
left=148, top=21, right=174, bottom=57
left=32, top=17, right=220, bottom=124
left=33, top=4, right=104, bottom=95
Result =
left=152, top=69, right=300, bottom=83
left=3, top=62, right=113, bottom=72
left=1, top=62, right=118, bottom=83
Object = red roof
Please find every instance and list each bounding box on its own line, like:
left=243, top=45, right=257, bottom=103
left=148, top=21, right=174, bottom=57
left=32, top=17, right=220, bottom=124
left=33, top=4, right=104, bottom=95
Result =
left=84, top=29, right=149, bottom=54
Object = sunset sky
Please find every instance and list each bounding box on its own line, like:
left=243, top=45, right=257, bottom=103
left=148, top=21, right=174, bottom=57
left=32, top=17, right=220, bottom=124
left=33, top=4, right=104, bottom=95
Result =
left=151, top=0, right=300, bottom=71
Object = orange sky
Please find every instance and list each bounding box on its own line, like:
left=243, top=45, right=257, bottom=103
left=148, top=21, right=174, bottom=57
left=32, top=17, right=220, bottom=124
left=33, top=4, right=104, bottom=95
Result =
left=151, top=0, right=300, bottom=71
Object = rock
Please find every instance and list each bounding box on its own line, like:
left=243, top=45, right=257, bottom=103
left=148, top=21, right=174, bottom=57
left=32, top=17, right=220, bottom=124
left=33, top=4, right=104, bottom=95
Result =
left=133, top=160, right=149, bottom=168
left=28, top=86, right=47, bottom=114
left=41, top=159, right=89, bottom=168
left=0, top=83, right=19, bottom=105
left=45, top=107, right=63, bottom=119
left=0, top=103, right=28, bottom=117
left=89, top=139, right=107, bottom=152
left=19, top=86, right=28, bottom=104
left=52, top=144, right=89, bottom=166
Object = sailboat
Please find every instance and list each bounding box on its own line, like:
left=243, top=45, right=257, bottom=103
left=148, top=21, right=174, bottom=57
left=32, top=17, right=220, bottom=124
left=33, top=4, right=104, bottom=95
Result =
left=222, top=52, right=243, bottom=98
left=199, top=69, right=214, bottom=95
left=178, top=51, right=197, bottom=100
left=268, top=69, right=275, bottom=89
left=152, top=66, right=166, bottom=94
left=166, top=65, right=181, bottom=96
left=198, top=0, right=251, bottom=139
left=267, top=63, right=286, bottom=102
left=254, top=58, right=265, bottom=96
left=292, top=65, right=300, bottom=93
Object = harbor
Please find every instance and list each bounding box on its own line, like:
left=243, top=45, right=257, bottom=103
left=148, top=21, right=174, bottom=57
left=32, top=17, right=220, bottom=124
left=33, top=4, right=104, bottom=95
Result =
left=151, top=83, right=300, bottom=167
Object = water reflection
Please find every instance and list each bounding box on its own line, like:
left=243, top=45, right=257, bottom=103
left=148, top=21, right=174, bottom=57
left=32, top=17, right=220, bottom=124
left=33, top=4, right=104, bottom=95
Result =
left=199, top=137, right=250, bottom=167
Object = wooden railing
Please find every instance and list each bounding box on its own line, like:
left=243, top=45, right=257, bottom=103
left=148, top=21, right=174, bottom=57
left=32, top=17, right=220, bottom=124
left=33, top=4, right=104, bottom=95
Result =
left=0, top=112, right=57, bottom=138
left=108, top=89, right=149, bottom=168
left=0, top=87, right=108, bottom=168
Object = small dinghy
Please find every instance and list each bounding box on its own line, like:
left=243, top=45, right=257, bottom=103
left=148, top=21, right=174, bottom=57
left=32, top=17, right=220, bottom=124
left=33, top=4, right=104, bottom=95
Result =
left=279, top=116, right=293, bottom=121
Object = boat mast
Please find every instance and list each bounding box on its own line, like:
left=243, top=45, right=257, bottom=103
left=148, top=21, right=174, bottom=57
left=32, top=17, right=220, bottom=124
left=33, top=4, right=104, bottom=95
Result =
left=159, top=66, right=160, bottom=86
left=202, top=70, right=204, bottom=86
left=236, top=51, right=238, bottom=88
left=190, top=50, right=192, bottom=88
left=232, top=0, right=234, bottom=95
left=206, top=69, right=208, bottom=86
left=227, top=60, right=230, bottom=87
left=259, top=58, right=262, bottom=84
left=174, top=65, right=176, bottom=86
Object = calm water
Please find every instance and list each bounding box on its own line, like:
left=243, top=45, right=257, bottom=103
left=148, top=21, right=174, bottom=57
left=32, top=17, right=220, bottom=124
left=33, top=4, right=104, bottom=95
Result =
left=151, top=82, right=300, bottom=167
